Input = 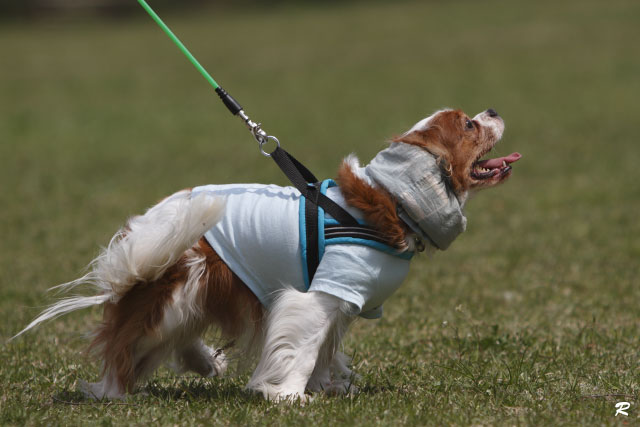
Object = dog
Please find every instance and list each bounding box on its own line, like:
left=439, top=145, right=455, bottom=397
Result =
left=15, top=108, right=520, bottom=402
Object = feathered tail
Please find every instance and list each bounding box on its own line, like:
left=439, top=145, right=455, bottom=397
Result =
left=12, top=190, right=225, bottom=339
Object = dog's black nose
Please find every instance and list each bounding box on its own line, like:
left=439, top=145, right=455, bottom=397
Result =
left=487, top=108, right=499, bottom=117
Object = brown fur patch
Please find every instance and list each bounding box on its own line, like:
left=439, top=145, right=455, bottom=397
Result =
left=89, top=237, right=263, bottom=393
left=197, top=238, right=264, bottom=340
left=89, top=259, right=187, bottom=392
left=336, top=161, right=409, bottom=250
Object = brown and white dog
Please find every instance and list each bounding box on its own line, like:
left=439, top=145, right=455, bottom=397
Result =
left=15, top=108, right=520, bottom=402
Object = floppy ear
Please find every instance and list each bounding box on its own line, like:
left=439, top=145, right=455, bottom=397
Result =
left=392, top=130, right=454, bottom=185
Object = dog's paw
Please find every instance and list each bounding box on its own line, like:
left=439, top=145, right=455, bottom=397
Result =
left=308, top=376, right=359, bottom=396
left=268, top=391, right=310, bottom=404
left=307, top=359, right=360, bottom=396
left=171, top=343, right=228, bottom=378
left=78, top=379, right=125, bottom=400
left=247, top=384, right=309, bottom=404
left=322, top=380, right=359, bottom=396
left=205, top=347, right=228, bottom=378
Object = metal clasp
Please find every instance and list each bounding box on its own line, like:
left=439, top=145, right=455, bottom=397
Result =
left=259, top=135, right=280, bottom=157
left=238, top=110, right=280, bottom=156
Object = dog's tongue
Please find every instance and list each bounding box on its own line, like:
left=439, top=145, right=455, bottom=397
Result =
left=477, top=152, right=522, bottom=169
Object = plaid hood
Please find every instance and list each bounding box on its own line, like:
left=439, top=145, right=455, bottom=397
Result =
left=366, top=142, right=466, bottom=250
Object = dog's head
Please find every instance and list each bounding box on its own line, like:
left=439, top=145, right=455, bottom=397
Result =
left=394, top=109, right=521, bottom=197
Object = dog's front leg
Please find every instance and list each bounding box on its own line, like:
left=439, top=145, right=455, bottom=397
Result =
left=306, top=310, right=357, bottom=396
left=246, top=289, right=349, bottom=402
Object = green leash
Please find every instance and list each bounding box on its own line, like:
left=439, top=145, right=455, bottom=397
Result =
left=137, top=0, right=279, bottom=155
left=137, top=0, right=220, bottom=90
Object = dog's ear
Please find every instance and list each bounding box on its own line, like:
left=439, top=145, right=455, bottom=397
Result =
left=337, top=160, right=409, bottom=250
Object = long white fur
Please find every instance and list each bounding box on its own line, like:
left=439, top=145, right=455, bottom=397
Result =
left=96, top=190, right=225, bottom=296
left=160, top=247, right=208, bottom=328
left=246, top=289, right=355, bottom=402
left=404, top=108, right=452, bottom=135
left=12, top=191, right=225, bottom=340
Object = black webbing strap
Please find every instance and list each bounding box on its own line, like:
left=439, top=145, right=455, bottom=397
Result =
left=271, top=146, right=360, bottom=282
left=304, top=191, right=319, bottom=280
left=324, top=224, right=390, bottom=246
left=270, top=147, right=359, bottom=226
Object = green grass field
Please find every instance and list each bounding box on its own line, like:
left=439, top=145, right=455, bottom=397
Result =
left=1, top=0, right=639, bottom=424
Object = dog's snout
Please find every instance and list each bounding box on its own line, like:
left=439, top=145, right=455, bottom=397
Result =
left=487, top=108, right=499, bottom=118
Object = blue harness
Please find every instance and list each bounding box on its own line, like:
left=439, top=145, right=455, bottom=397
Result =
left=299, top=179, right=413, bottom=288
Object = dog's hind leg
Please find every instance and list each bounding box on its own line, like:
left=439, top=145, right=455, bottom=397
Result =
left=171, top=338, right=228, bottom=378
left=70, top=192, right=226, bottom=400
left=82, top=245, right=208, bottom=399
left=246, top=289, right=353, bottom=402
left=79, top=331, right=168, bottom=400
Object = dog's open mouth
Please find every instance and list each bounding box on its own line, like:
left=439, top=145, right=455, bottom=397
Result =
left=471, top=152, right=522, bottom=180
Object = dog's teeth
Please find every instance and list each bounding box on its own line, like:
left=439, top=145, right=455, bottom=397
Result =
left=502, top=161, right=507, bottom=168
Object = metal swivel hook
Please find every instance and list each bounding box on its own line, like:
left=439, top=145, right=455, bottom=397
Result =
left=237, top=110, right=280, bottom=156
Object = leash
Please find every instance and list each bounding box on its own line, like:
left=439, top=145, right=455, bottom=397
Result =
left=137, top=0, right=277, bottom=155
left=137, top=1, right=400, bottom=281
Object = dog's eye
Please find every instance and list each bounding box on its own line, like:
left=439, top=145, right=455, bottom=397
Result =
left=465, top=119, right=474, bottom=130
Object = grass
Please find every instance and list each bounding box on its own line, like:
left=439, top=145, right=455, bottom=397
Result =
left=1, top=0, right=639, bottom=424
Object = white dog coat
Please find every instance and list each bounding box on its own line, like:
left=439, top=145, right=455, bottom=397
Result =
left=193, top=175, right=412, bottom=319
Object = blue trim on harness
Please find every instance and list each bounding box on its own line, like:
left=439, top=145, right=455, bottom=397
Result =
left=300, top=179, right=413, bottom=289
left=299, top=187, right=310, bottom=288
left=317, top=179, right=332, bottom=266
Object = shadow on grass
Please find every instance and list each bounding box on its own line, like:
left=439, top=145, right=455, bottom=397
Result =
left=141, top=377, right=262, bottom=403
left=50, top=376, right=369, bottom=405
left=52, top=390, right=90, bottom=405
left=48, top=377, right=262, bottom=405
left=51, top=389, right=141, bottom=407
